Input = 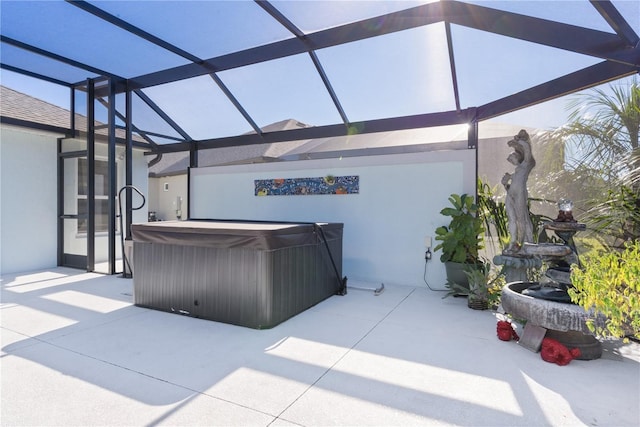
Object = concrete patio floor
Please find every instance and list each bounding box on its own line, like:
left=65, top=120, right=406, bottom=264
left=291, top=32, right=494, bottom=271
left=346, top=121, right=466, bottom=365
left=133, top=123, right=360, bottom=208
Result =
left=1, top=267, right=639, bottom=426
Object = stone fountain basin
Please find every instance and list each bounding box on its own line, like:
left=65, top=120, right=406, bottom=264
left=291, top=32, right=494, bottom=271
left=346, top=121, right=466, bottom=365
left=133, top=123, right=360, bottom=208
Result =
left=501, top=281, right=608, bottom=334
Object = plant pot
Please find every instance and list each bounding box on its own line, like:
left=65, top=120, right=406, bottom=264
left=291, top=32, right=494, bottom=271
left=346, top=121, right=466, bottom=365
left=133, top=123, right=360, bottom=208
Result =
left=468, top=276, right=489, bottom=310
left=467, top=296, right=489, bottom=310
left=444, top=261, right=470, bottom=291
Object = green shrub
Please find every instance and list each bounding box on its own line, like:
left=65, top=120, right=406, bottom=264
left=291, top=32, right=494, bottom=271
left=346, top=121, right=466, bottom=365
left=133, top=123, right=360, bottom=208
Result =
left=568, top=240, right=640, bottom=341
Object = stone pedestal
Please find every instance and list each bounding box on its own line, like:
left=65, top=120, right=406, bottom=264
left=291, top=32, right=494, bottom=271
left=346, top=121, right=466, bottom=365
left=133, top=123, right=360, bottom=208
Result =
left=493, top=255, right=542, bottom=282
left=501, top=281, right=608, bottom=360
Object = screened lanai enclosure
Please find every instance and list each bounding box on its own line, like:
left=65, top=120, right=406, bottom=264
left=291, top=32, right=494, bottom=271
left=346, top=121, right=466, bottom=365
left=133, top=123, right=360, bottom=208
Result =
left=1, top=0, right=639, bottom=278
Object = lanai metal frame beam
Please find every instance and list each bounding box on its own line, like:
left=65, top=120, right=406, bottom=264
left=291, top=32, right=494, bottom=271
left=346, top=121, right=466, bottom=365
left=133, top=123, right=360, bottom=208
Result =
left=154, top=108, right=478, bottom=154
left=132, top=89, right=192, bottom=142
left=124, top=1, right=638, bottom=95
left=1, top=35, right=121, bottom=80
left=0, top=63, right=72, bottom=87
left=477, top=60, right=638, bottom=121
left=67, top=0, right=263, bottom=139
left=589, top=0, right=639, bottom=47
left=256, top=0, right=350, bottom=127
left=2, top=0, right=638, bottom=154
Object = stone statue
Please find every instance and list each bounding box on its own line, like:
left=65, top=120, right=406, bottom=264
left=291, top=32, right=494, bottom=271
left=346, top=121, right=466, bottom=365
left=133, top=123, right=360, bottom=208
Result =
left=501, top=130, right=535, bottom=254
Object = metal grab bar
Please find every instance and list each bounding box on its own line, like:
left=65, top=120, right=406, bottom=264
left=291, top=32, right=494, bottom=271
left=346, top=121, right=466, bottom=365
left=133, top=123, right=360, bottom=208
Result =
left=117, top=185, right=146, bottom=278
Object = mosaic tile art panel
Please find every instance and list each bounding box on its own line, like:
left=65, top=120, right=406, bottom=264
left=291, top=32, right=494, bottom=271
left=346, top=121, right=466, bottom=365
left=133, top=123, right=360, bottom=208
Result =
left=254, top=175, right=359, bottom=196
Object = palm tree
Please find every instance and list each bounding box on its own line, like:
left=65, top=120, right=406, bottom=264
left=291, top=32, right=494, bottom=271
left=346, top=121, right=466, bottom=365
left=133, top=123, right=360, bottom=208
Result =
left=553, top=76, right=640, bottom=247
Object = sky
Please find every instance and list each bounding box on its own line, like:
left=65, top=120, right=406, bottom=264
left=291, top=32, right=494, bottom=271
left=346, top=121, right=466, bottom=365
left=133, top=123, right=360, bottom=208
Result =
left=1, top=0, right=638, bottom=139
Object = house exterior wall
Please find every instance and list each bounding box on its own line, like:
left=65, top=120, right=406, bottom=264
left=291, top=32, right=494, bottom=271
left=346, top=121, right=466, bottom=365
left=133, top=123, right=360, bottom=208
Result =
left=190, top=149, right=475, bottom=288
left=1, top=126, right=58, bottom=274
left=0, top=125, right=149, bottom=275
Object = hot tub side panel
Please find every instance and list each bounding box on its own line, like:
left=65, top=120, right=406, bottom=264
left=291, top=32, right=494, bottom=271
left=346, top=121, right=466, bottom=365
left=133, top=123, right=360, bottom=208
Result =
left=268, top=234, right=342, bottom=327
left=132, top=232, right=342, bottom=329
left=133, top=243, right=262, bottom=326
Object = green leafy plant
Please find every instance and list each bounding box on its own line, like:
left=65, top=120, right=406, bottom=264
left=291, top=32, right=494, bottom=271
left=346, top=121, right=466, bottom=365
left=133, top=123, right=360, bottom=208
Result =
left=587, top=185, right=640, bottom=247
left=568, top=240, right=640, bottom=341
left=463, top=261, right=490, bottom=310
left=434, top=193, right=485, bottom=264
left=443, top=259, right=505, bottom=311
left=477, top=179, right=509, bottom=252
left=486, top=266, right=507, bottom=309
left=443, top=261, right=487, bottom=297
left=477, top=179, right=557, bottom=248
left=550, top=78, right=639, bottom=247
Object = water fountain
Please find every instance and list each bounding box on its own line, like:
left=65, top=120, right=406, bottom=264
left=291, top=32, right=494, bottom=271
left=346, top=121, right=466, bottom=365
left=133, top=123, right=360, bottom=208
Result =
left=494, top=130, right=606, bottom=360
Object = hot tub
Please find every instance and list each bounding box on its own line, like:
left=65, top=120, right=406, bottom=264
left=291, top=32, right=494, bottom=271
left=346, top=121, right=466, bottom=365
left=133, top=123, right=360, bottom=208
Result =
left=131, top=220, right=343, bottom=329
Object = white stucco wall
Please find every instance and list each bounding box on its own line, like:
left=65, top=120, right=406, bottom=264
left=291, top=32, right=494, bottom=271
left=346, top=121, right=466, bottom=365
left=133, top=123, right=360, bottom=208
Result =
left=0, top=125, right=149, bottom=275
left=1, top=126, right=59, bottom=274
left=148, top=174, right=188, bottom=222
left=190, top=149, right=476, bottom=288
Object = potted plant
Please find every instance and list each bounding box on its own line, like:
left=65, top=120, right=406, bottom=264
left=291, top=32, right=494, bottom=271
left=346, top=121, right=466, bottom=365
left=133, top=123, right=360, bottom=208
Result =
left=464, top=262, right=490, bottom=310
left=442, top=260, right=490, bottom=308
left=434, top=193, right=485, bottom=290
left=442, top=258, right=506, bottom=310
